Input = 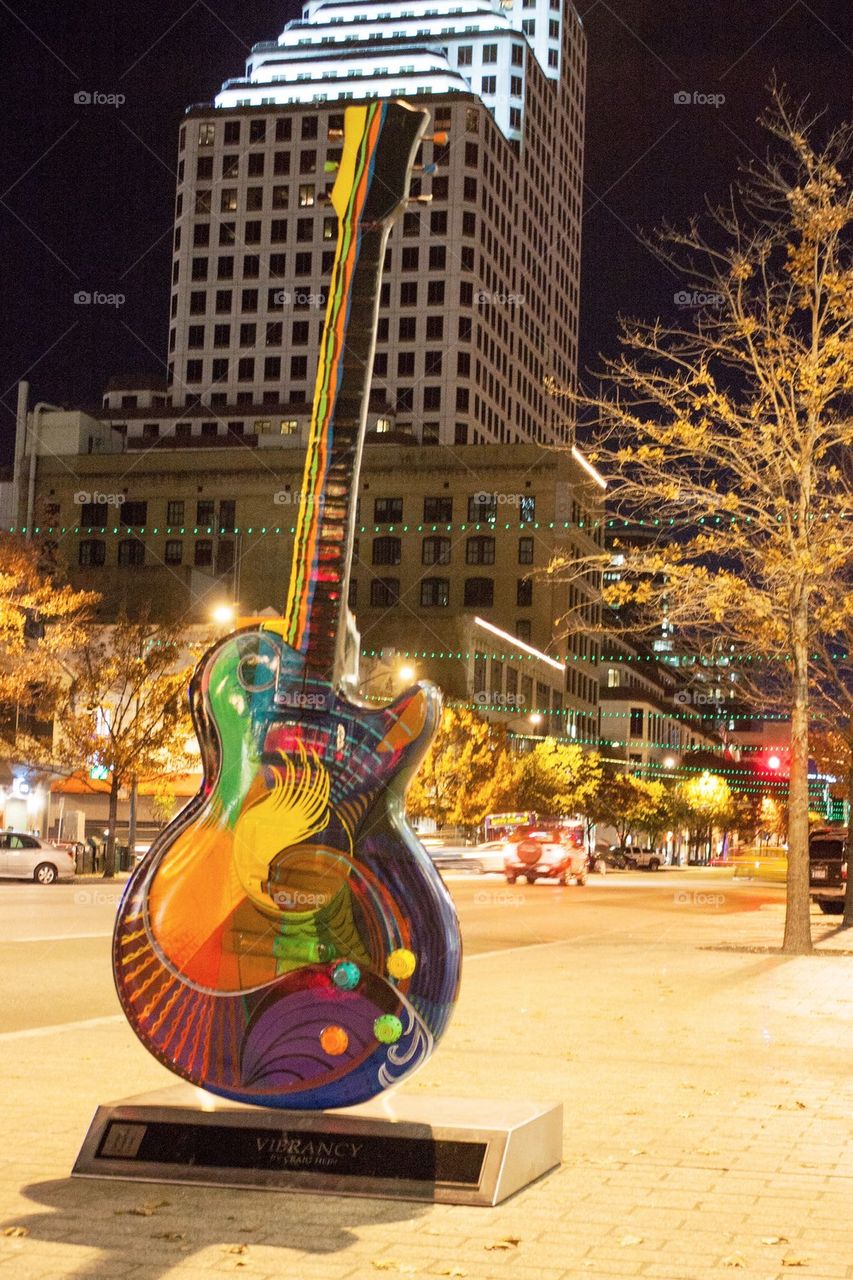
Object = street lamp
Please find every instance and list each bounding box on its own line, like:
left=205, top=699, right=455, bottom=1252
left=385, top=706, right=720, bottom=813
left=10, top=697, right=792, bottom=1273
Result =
left=398, top=663, right=416, bottom=683
left=211, top=602, right=237, bottom=627
left=529, top=712, right=543, bottom=728
left=663, top=755, right=676, bottom=770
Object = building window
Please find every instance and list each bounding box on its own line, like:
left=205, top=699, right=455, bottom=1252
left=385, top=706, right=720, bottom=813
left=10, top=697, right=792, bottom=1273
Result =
left=276, top=118, right=292, bottom=142
left=630, top=707, right=644, bottom=737
left=458, top=45, right=472, bottom=65
left=422, top=536, right=451, bottom=566
left=216, top=540, right=235, bottom=574
left=191, top=258, right=208, bottom=281
left=121, top=501, right=147, bottom=526
left=519, top=495, right=535, bottom=522
left=196, top=155, right=213, bottom=180
left=424, top=496, right=452, bottom=522
left=194, top=539, right=213, bottom=567
left=247, top=153, right=265, bottom=177
left=246, top=187, right=263, bottom=210
left=464, top=577, right=494, bottom=607
left=249, top=118, right=266, bottom=144
left=201, top=421, right=218, bottom=438
left=213, top=323, right=230, bottom=347
left=468, top=493, right=496, bottom=522
left=290, top=355, right=308, bottom=379
left=197, top=500, right=215, bottom=526
left=374, top=497, right=403, bottom=523
left=165, top=539, right=183, bottom=565
left=481, top=75, right=496, bottom=94
left=238, top=357, right=255, bottom=381
left=429, top=245, right=446, bottom=271
left=78, top=539, right=105, bottom=567
left=516, top=620, right=532, bottom=643
left=397, top=351, right=416, bottom=377
left=426, top=314, right=444, bottom=340
left=370, top=577, right=399, bottom=607
left=423, top=386, right=441, bottom=410
left=482, top=42, right=498, bottom=63
left=298, top=184, right=315, bottom=207
left=466, top=536, right=495, bottom=565
left=607, top=668, right=621, bottom=689
left=400, top=281, right=418, bottom=307
left=421, top=578, right=449, bottom=608
left=175, top=423, right=192, bottom=442
left=427, top=280, right=445, bottom=306
left=142, top=423, right=159, bottom=442
left=167, top=500, right=184, bottom=525
left=517, top=578, right=533, bottom=607
left=401, top=246, right=419, bottom=271
left=372, top=536, right=401, bottom=566
left=118, top=538, right=145, bottom=567
left=224, top=120, right=241, bottom=144
left=518, top=536, right=534, bottom=565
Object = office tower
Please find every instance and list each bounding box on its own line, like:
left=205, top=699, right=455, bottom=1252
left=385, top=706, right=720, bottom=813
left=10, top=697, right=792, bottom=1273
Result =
left=167, top=0, right=585, bottom=446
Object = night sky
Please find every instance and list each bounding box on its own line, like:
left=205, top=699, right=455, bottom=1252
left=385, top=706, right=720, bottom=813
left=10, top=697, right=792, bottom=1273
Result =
left=0, top=0, right=849, bottom=462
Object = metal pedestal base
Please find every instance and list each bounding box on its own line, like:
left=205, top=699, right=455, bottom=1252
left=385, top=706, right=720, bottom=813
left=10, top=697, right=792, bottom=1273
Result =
left=73, top=1085, right=562, bottom=1205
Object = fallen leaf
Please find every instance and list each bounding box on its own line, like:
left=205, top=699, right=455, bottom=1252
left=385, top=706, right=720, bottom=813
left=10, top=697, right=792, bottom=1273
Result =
left=722, top=1253, right=747, bottom=1268
left=619, top=1235, right=644, bottom=1247
left=2, top=1227, right=28, bottom=1238
left=761, top=1236, right=789, bottom=1246
left=485, top=1237, right=520, bottom=1251
left=782, top=1253, right=810, bottom=1267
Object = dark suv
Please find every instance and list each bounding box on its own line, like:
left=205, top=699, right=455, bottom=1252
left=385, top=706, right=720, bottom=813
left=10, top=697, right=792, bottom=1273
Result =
left=809, top=828, right=847, bottom=915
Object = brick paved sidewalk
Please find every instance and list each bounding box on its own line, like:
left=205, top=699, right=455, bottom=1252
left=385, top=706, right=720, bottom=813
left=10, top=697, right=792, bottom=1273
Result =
left=1, top=903, right=852, bottom=1280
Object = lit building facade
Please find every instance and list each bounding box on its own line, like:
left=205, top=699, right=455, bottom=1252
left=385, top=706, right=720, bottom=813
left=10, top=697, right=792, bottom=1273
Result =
left=166, top=0, right=586, bottom=446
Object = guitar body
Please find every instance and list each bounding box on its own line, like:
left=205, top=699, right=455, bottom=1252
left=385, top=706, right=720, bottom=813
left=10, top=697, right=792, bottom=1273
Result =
left=114, top=622, right=460, bottom=1108
left=113, top=100, right=462, bottom=1109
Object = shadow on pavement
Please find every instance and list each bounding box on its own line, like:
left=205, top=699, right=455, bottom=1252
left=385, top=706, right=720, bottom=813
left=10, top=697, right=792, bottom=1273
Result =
left=10, top=1175, right=424, bottom=1278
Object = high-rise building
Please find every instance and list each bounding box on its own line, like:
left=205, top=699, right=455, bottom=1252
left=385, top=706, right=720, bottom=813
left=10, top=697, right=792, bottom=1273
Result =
left=167, top=0, right=586, bottom=446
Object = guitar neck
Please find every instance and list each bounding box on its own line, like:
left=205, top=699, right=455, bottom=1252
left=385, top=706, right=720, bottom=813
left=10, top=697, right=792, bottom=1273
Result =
left=281, top=102, right=428, bottom=688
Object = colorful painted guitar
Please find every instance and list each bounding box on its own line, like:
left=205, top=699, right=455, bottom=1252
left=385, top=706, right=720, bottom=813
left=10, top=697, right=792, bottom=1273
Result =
left=113, top=101, right=462, bottom=1110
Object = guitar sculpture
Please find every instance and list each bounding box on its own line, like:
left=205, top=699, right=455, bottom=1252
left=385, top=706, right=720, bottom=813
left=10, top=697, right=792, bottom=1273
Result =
left=113, top=101, right=462, bottom=1109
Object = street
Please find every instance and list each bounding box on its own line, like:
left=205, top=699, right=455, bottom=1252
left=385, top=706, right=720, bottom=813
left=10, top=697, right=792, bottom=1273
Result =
left=0, top=872, right=786, bottom=1037
left=2, top=871, right=853, bottom=1280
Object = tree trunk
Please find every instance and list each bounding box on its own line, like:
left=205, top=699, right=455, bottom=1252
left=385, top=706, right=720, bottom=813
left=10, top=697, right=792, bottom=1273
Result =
left=843, top=753, right=853, bottom=928
left=782, top=624, right=812, bottom=954
left=103, top=777, right=119, bottom=879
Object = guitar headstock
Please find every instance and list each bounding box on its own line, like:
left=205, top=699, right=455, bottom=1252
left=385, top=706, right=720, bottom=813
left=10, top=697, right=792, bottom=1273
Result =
left=330, top=100, right=430, bottom=228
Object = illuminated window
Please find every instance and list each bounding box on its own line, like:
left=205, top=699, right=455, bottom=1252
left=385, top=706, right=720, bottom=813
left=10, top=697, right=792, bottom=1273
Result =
left=298, top=185, right=315, bottom=207
left=280, top=419, right=298, bottom=435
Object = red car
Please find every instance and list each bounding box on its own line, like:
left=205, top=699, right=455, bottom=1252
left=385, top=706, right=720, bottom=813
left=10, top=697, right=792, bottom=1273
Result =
left=503, top=826, right=588, bottom=886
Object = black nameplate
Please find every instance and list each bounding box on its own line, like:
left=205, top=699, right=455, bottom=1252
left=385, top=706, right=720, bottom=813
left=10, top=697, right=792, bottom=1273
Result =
left=96, top=1120, right=487, bottom=1188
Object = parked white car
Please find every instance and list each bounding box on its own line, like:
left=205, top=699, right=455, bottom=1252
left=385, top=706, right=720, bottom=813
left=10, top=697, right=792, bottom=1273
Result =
left=0, top=831, right=77, bottom=883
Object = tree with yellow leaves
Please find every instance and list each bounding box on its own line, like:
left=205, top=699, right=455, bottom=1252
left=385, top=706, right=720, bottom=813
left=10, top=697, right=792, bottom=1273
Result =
left=55, top=614, right=200, bottom=877
left=406, top=705, right=518, bottom=835
left=0, top=534, right=98, bottom=759
left=549, top=87, right=853, bottom=953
